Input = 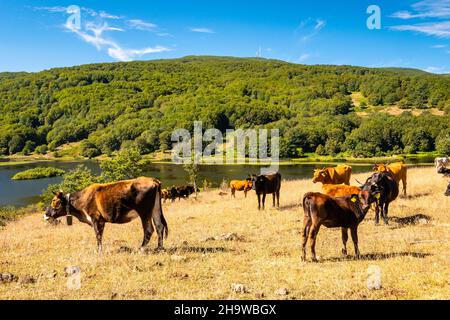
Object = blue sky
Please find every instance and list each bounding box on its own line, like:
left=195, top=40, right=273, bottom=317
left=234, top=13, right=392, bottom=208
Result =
left=0, top=0, right=449, bottom=73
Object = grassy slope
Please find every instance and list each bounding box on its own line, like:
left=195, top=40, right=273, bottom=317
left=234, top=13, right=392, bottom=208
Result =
left=0, top=167, right=449, bottom=300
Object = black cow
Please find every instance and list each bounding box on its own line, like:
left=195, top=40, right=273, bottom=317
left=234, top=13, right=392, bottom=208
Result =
left=171, top=185, right=198, bottom=201
left=250, top=172, right=281, bottom=210
left=363, top=172, right=399, bottom=225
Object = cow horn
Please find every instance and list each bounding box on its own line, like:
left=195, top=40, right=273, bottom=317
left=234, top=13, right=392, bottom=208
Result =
left=354, top=178, right=364, bottom=186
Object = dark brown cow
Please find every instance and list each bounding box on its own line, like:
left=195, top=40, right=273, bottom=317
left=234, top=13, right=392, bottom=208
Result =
left=250, top=172, right=281, bottom=210
left=445, top=182, right=450, bottom=197
left=301, top=190, right=377, bottom=262
left=44, top=177, right=168, bottom=253
left=363, top=172, right=399, bottom=225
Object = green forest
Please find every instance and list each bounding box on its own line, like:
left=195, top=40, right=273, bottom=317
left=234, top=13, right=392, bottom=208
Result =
left=0, top=56, right=449, bottom=159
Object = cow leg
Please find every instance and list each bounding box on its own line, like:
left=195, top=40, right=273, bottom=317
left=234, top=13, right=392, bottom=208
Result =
left=276, top=191, right=280, bottom=208
left=375, top=201, right=380, bottom=225
left=341, top=228, right=348, bottom=256
left=272, top=193, right=276, bottom=207
left=244, top=190, right=247, bottom=198
left=309, top=224, right=321, bottom=262
left=231, top=188, right=235, bottom=198
left=383, top=202, right=389, bottom=225
left=257, top=194, right=261, bottom=210
left=152, top=215, right=165, bottom=251
left=350, top=226, right=360, bottom=259
left=93, top=220, right=105, bottom=254
left=403, top=179, right=407, bottom=197
left=262, top=193, right=266, bottom=210
left=301, top=217, right=312, bottom=262
left=140, top=217, right=155, bottom=249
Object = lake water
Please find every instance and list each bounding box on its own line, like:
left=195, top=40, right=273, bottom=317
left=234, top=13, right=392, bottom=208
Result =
left=0, top=161, right=379, bottom=207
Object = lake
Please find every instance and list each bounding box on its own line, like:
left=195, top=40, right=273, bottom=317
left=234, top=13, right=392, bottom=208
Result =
left=0, top=161, right=382, bottom=207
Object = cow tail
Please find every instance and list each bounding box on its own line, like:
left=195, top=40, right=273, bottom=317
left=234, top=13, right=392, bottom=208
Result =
left=302, top=193, right=313, bottom=218
left=154, top=184, right=169, bottom=239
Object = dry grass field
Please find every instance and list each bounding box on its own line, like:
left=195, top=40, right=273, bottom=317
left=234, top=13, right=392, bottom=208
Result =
left=0, top=167, right=449, bottom=300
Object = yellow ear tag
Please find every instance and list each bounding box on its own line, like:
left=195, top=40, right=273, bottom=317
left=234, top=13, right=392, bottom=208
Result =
left=375, top=193, right=381, bottom=199
left=351, top=197, right=357, bottom=203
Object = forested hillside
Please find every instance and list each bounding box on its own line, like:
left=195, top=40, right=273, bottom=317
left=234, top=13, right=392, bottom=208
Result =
left=0, top=56, right=449, bottom=158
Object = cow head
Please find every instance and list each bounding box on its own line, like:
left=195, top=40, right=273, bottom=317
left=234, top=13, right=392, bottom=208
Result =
left=44, top=191, right=69, bottom=221
left=312, top=169, right=328, bottom=184
left=445, top=183, right=450, bottom=197
left=373, top=163, right=388, bottom=173
left=250, top=174, right=265, bottom=191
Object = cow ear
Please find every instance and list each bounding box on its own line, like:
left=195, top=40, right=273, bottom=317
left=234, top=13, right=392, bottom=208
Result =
left=52, top=191, right=57, bottom=196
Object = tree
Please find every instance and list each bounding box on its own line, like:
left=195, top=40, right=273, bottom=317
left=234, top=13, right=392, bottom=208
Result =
left=183, top=162, right=199, bottom=199
left=100, top=147, right=147, bottom=182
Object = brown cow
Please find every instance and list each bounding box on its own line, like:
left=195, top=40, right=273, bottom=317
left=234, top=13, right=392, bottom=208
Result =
left=312, top=165, right=352, bottom=185
left=44, top=177, right=168, bottom=253
left=322, top=184, right=361, bottom=198
left=373, top=162, right=407, bottom=196
left=301, top=190, right=377, bottom=262
left=230, top=179, right=253, bottom=198
left=161, top=188, right=171, bottom=203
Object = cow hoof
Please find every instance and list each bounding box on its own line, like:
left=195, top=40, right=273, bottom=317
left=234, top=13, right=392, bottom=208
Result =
left=311, top=258, right=318, bottom=263
left=155, top=247, right=165, bottom=253
left=341, top=249, right=348, bottom=256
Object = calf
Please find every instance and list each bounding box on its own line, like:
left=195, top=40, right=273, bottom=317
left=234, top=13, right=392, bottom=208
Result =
left=301, top=190, right=377, bottom=262
left=251, top=172, right=281, bottom=210
left=363, top=172, right=399, bottom=225
left=44, top=177, right=168, bottom=253
left=230, top=179, right=253, bottom=198
left=322, top=184, right=361, bottom=198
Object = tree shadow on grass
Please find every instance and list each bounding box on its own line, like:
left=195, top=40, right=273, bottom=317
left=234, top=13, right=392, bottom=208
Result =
left=401, top=192, right=432, bottom=200
left=323, top=251, right=431, bottom=263
left=278, top=203, right=301, bottom=211
left=389, top=214, right=432, bottom=227
left=167, top=246, right=234, bottom=254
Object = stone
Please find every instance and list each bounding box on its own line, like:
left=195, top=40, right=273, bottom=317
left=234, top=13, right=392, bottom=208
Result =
left=275, top=288, right=289, bottom=296
left=19, top=275, right=36, bottom=285
left=231, top=283, right=248, bottom=294
left=0, top=273, right=18, bottom=284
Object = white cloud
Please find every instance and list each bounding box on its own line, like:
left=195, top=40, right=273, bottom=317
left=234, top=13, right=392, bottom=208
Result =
left=295, top=18, right=326, bottom=42
left=315, top=19, right=326, bottom=31
left=108, top=46, right=171, bottom=61
left=391, top=0, right=450, bottom=19
left=432, top=44, right=447, bottom=48
left=390, top=21, right=450, bottom=38
left=34, top=6, right=68, bottom=13
left=190, top=27, right=215, bottom=34
left=298, top=54, right=311, bottom=62
left=423, top=66, right=449, bottom=73
left=127, top=19, right=158, bottom=31
left=65, top=21, right=170, bottom=61
left=99, top=11, right=121, bottom=19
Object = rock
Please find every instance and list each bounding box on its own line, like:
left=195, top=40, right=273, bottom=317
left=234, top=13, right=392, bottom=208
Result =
left=231, top=283, right=248, bottom=294
left=418, top=218, right=428, bottom=225
left=275, top=288, right=289, bottom=296
left=0, top=273, right=18, bottom=284
left=64, top=266, right=81, bottom=277
left=117, top=246, right=134, bottom=254
left=220, top=233, right=245, bottom=241
left=19, top=275, right=36, bottom=285
left=171, top=255, right=187, bottom=262
left=366, top=265, right=382, bottom=290
left=171, top=272, right=189, bottom=279
left=204, top=233, right=246, bottom=242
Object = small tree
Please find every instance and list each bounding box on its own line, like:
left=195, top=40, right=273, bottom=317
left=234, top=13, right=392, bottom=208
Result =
left=184, top=162, right=199, bottom=199
left=100, top=147, right=147, bottom=182
left=41, top=165, right=97, bottom=207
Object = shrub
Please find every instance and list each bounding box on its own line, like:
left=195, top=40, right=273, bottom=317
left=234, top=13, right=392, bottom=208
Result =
left=12, top=167, right=65, bottom=180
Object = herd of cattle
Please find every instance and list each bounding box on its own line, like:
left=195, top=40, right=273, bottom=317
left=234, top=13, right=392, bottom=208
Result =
left=44, top=157, right=449, bottom=261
